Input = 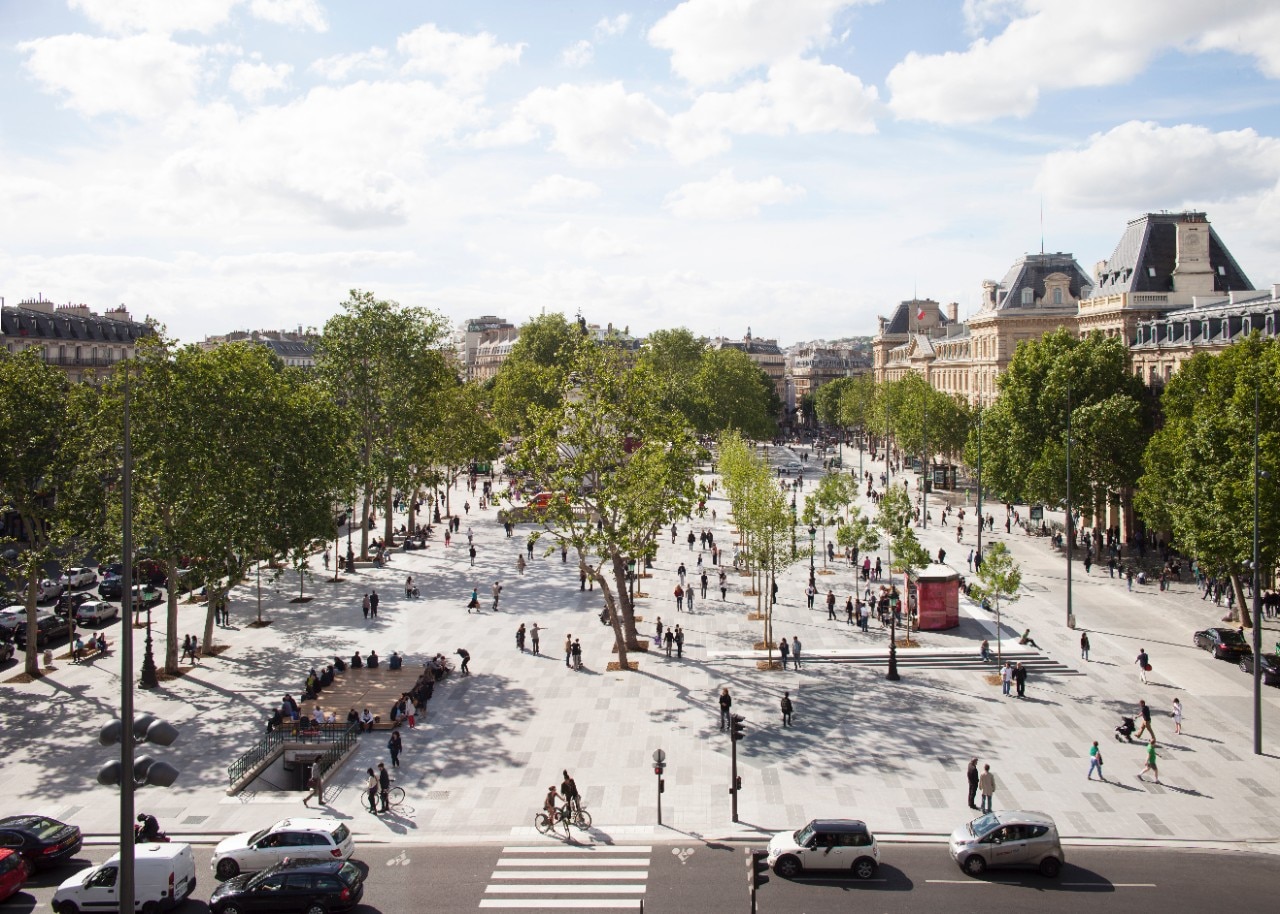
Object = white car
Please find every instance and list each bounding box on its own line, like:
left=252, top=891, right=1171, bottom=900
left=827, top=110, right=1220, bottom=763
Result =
left=36, top=579, right=65, bottom=603
left=0, top=607, right=26, bottom=635
left=211, top=818, right=354, bottom=880
left=74, top=601, right=119, bottom=627
left=60, top=567, right=97, bottom=589
left=766, top=819, right=881, bottom=879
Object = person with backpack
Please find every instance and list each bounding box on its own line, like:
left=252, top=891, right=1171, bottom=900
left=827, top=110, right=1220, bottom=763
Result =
left=780, top=691, right=794, bottom=727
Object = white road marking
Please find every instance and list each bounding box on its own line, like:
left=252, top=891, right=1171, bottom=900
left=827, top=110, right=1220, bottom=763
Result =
left=490, top=871, right=649, bottom=880
left=502, top=846, right=652, bottom=853
left=486, top=885, right=647, bottom=894
left=480, top=901, right=641, bottom=909
left=496, top=858, right=650, bottom=867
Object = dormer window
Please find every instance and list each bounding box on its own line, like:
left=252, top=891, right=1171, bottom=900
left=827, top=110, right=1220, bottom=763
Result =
left=1021, top=288, right=1034, bottom=305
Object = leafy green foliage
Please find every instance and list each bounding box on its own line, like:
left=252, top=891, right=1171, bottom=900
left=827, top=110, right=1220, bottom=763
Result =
left=490, top=313, right=581, bottom=438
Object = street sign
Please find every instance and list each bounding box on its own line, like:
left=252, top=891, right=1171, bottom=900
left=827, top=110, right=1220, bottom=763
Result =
left=652, top=749, right=666, bottom=764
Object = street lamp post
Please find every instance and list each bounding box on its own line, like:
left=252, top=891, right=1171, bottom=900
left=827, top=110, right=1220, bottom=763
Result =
left=119, top=369, right=137, bottom=912
left=886, top=538, right=900, bottom=681
left=345, top=503, right=355, bottom=573
left=1252, top=386, right=1264, bottom=756
left=1066, top=382, right=1074, bottom=629
left=808, top=525, right=816, bottom=577
left=139, top=596, right=158, bottom=689
left=790, top=501, right=797, bottom=559
left=976, top=408, right=983, bottom=559
left=921, top=397, right=928, bottom=529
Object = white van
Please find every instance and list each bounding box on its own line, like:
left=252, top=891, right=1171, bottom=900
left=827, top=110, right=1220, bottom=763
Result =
left=52, top=842, right=196, bottom=913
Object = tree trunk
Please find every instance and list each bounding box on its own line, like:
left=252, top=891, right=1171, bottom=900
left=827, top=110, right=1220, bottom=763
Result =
left=202, top=580, right=216, bottom=651
left=608, top=552, right=641, bottom=649
left=23, top=561, right=39, bottom=676
left=1230, top=572, right=1253, bottom=628
left=164, top=556, right=180, bottom=674
left=360, top=485, right=372, bottom=560
left=592, top=562, right=631, bottom=670
left=384, top=478, right=395, bottom=545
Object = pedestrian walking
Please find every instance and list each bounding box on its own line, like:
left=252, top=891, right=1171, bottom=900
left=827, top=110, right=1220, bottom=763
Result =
left=826, top=590, right=837, bottom=620
left=469, top=545, right=477, bottom=566
left=1001, top=661, right=1013, bottom=696
left=719, top=571, right=727, bottom=601
left=378, top=762, right=391, bottom=812
left=719, top=687, right=732, bottom=730
left=792, top=636, right=803, bottom=670
left=846, top=597, right=855, bottom=625
left=517, top=554, right=526, bottom=575
left=978, top=764, right=996, bottom=813
left=686, top=587, right=695, bottom=612
left=779, top=636, right=790, bottom=670
left=781, top=691, right=794, bottom=727
left=675, top=625, right=684, bottom=658
left=1087, top=741, right=1104, bottom=781
left=456, top=647, right=471, bottom=675
left=1135, top=699, right=1154, bottom=739
left=466, top=587, right=479, bottom=613
left=1014, top=661, right=1027, bottom=698
left=1136, top=646, right=1150, bottom=684
left=364, top=768, right=378, bottom=813
left=492, top=580, right=503, bottom=611
left=1172, top=697, right=1183, bottom=735
left=700, top=571, right=708, bottom=599
left=303, top=769, right=324, bottom=806
left=664, top=630, right=674, bottom=656
left=674, top=584, right=684, bottom=612
left=388, top=731, right=402, bottom=768
left=1080, top=631, right=1091, bottom=661
left=1137, top=738, right=1160, bottom=783
left=806, top=584, right=816, bottom=609
left=565, top=634, right=573, bottom=668
left=966, top=758, right=980, bottom=808
left=527, top=536, right=535, bottom=560
left=362, top=594, right=370, bottom=619
left=369, top=590, right=379, bottom=618
left=530, top=623, right=540, bottom=655
left=516, top=623, right=526, bottom=652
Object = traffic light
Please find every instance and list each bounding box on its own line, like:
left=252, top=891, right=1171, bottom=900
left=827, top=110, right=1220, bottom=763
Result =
left=730, top=714, right=746, bottom=742
left=748, top=849, right=769, bottom=891
left=97, top=715, right=181, bottom=788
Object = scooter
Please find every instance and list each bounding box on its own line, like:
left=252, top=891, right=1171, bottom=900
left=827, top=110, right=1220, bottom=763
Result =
left=133, top=817, right=170, bottom=843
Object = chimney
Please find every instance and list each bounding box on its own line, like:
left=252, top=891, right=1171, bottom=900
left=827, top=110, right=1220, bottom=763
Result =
left=1172, top=218, right=1214, bottom=297
left=19, top=297, right=55, bottom=315
left=103, top=305, right=133, bottom=323
left=57, top=303, right=93, bottom=318
left=947, top=302, right=958, bottom=323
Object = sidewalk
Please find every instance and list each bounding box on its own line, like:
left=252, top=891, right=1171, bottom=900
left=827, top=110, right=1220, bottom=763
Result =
left=0, top=455, right=1276, bottom=851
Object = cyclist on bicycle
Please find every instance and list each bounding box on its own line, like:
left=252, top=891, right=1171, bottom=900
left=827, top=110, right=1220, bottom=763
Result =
left=543, top=785, right=563, bottom=822
left=561, top=770, right=581, bottom=815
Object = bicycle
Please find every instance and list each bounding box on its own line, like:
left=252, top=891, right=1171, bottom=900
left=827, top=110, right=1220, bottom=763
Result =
left=534, top=802, right=591, bottom=835
left=379, top=785, right=406, bottom=814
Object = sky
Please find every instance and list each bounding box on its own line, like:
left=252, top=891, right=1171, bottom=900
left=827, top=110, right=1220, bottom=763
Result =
left=1, top=0, right=1278, bottom=346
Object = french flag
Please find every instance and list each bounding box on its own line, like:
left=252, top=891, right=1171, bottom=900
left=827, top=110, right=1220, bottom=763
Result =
left=916, top=304, right=925, bottom=321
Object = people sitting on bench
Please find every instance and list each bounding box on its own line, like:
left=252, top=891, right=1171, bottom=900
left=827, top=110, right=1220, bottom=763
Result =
left=267, top=708, right=284, bottom=732
left=388, top=651, right=403, bottom=671
left=347, top=708, right=359, bottom=725
left=351, top=651, right=363, bottom=669
left=360, top=708, right=374, bottom=732
left=333, top=656, right=347, bottom=672
left=320, top=666, right=334, bottom=688
left=367, top=650, right=379, bottom=669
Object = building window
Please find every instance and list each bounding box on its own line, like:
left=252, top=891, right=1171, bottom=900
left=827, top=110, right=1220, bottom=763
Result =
left=1021, top=288, right=1034, bottom=305
left=1052, top=287, right=1063, bottom=305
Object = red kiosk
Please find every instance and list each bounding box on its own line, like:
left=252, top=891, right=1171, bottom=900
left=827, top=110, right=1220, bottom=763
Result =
left=910, top=563, right=960, bottom=630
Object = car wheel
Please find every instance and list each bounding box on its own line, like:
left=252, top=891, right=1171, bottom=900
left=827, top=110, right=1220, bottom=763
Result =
left=852, top=857, right=878, bottom=880
left=141, top=902, right=159, bottom=914
left=215, top=858, right=240, bottom=879
left=55, top=903, right=80, bottom=914
left=1240, top=659, right=1250, bottom=673
left=1039, top=856, right=1062, bottom=878
left=219, top=904, right=244, bottom=914
left=773, top=855, right=802, bottom=878
left=306, top=904, right=326, bottom=914
left=963, top=855, right=987, bottom=876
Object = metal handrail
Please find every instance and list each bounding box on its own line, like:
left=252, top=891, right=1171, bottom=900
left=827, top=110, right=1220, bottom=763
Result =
left=228, top=722, right=360, bottom=787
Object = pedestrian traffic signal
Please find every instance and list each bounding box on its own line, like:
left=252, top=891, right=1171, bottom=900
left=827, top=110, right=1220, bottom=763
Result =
left=730, top=714, right=746, bottom=742
left=734, top=775, right=742, bottom=792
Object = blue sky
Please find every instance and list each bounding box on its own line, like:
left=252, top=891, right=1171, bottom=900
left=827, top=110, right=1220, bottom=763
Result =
left=1, top=0, right=1278, bottom=344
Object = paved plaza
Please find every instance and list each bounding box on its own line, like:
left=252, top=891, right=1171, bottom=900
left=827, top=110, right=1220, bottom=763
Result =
left=1, top=444, right=1278, bottom=851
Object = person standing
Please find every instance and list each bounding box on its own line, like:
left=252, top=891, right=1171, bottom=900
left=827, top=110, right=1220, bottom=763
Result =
left=845, top=597, right=855, bottom=625
left=571, top=638, right=582, bottom=670
left=719, top=571, right=728, bottom=601
left=1087, top=741, right=1104, bottom=781
left=469, top=544, right=477, bottom=566
left=1001, top=661, right=1013, bottom=697
left=675, top=626, right=684, bottom=658
left=686, top=586, right=695, bottom=613
left=700, top=571, right=708, bottom=599
left=719, top=687, right=732, bottom=731
left=826, top=590, right=837, bottom=620
left=806, top=583, right=816, bottom=610
left=1013, top=662, right=1027, bottom=698
left=388, top=731, right=402, bottom=769
left=492, top=580, right=503, bottom=611
left=664, top=629, right=674, bottom=657
left=1134, top=699, right=1154, bottom=740
left=779, top=636, right=791, bottom=670
left=361, top=593, right=370, bottom=619
left=1080, top=631, right=1091, bottom=661
left=1137, top=738, right=1160, bottom=783
left=530, top=623, right=540, bottom=655
left=527, top=536, right=536, bottom=560
left=1136, top=646, right=1150, bottom=684
left=792, top=636, right=803, bottom=670
left=369, top=590, right=379, bottom=618
left=1171, top=697, right=1183, bottom=735
left=517, top=554, right=526, bottom=575
left=364, top=768, right=379, bottom=813
left=516, top=623, right=526, bottom=652
left=859, top=600, right=870, bottom=632
left=978, top=764, right=996, bottom=813
left=966, top=758, right=980, bottom=809
left=378, top=762, right=391, bottom=812
left=565, top=634, right=573, bottom=668
left=780, top=691, right=794, bottom=727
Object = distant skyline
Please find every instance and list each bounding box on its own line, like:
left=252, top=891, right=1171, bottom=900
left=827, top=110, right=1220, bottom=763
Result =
left=2, top=1, right=1278, bottom=345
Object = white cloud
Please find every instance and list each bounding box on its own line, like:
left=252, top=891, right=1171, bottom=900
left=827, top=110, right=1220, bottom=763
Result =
left=248, top=0, right=328, bottom=32
left=515, top=82, right=669, bottom=166
left=888, top=0, right=1280, bottom=124
left=595, top=14, right=632, bottom=38
left=545, top=222, right=639, bottom=258
left=68, top=0, right=326, bottom=34
left=310, top=48, right=390, bottom=82
left=561, top=39, right=594, bottom=68
left=525, top=175, right=603, bottom=206
left=1039, top=121, right=1280, bottom=210
left=648, top=0, right=866, bottom=86
left=671, top=57, right=878, bottom=160
left=663, top=169, right=804, bottom=220
left=19, top=33, right=205, bottom=118
left=397, top=24, right=524, bottom=91
left=229, top=60, right=292, bottom=102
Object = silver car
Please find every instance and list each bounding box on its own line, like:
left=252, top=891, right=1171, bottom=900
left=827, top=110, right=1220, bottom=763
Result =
left=949, top=810, right=1063, bottom=877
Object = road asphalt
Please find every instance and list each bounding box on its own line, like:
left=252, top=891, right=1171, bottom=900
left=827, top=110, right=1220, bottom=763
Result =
left=0, top=441, right=1277, bottom=861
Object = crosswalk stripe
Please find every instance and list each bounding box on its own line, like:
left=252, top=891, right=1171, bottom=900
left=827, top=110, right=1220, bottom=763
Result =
left=496, top=858, right=650, bottom=867
left=502, top=846, right=653, bottom=853
left=480, top=901, right=641, bottom=909
left=486, top=885, right=647, bottom=894
left=491, top=871, right=649, bottom=880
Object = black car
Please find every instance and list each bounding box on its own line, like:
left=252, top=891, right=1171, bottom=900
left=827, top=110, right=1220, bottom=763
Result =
left=210, top=858, right=364, bottom=914
left=1239, top=652, right=1280, bottom=686
left=0, top=816, right=82, bottom=869
left=14, top=613, right=71, bottom=650
left=55, top=592, right=97, bottom=618
left=97, top=575, right=123, bottom=599
left=1193, top=627, right=1251, bottom=660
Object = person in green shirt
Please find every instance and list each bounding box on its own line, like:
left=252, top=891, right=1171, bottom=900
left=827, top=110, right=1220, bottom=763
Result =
left=1137, top=738, right=1159, bottom=784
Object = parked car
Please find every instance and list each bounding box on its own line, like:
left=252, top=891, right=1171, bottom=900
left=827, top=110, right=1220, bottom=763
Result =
left=0, top=849, right=30, bottom=903
left=1239, top=652, right=1280, bottom=687
left=0, top=607, right=26, bottom=636
left=36, top=579, right=65, bottom=603
left=0, top=816, right=83, bottom=870
left=53, top=841, right=195, bottom=914
left=0, top=636, right=14, bottom=664
left=14, top=611, right=69, bottom=649
left=58, top=567, right=97, bottom=589
left=97, top=575, right=123, bottom=599
left=949, top=811, right=1063, bottom=877
left=211, top=819, right=355, bottom=880
left=1193, top=627, right=1251, bottom=660
left=766, top=819, right=880, bottom=879
left=74, top=601, right=119, bottom=627
left=55, top=592, right=97, bottom=618
left=129, top=585, right=165, bottom=609
left=210, top=858, right=365, bottom=914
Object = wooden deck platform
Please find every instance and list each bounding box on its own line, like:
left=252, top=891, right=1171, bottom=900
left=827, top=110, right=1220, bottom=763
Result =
left=300, top=666, right=424, bottom=730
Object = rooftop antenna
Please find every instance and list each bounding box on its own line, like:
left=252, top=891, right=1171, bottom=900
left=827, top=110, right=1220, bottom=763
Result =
left=1040, top=196, right=1045, bottom=255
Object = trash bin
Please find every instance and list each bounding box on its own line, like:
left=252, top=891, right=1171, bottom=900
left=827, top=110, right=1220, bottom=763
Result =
left=43, top=649, right=53, bottom=667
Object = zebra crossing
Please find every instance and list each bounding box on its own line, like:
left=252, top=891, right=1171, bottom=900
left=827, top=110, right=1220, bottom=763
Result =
left=481, top=845, right=652, bottom=909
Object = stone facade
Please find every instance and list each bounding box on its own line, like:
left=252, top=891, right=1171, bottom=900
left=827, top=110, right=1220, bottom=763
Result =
left=1, top=297, right=153, bottom=383
left=200, top=328, right=315, bottom=368
left=713, top=329, right=786, bottom=403
left=786, top=341, right=872, bottom=411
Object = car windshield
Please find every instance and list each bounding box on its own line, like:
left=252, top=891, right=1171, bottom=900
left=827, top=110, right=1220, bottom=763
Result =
left=793, top=823, right=815, bottom=846
left=968, top=813, right=1000, bottom=837
left=338, top=861, right=361, bottom=885
left=246, top=828, right=269, bottom=845
left=21, top=818, right=66, bottom=840
left=1220, top=630, right=1247, bottom=644
left=330, top=824, right=350, bottom=845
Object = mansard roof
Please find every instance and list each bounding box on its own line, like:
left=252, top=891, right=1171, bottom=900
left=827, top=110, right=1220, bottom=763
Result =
left=988, top=252, right=1092, bottom=310
left=1, top=305, right=153, bottom=343
left=882, top=299, right=943, bottom=335
left=1091, top=212, right=1252, bottom=297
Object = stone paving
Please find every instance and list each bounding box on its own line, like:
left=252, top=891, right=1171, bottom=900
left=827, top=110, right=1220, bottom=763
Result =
left=1, top=443, right=1278, bottom=850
